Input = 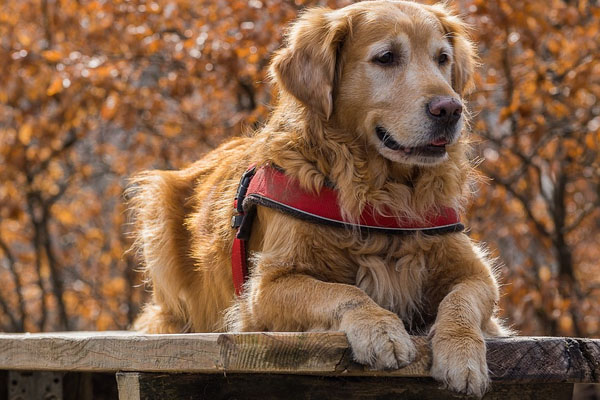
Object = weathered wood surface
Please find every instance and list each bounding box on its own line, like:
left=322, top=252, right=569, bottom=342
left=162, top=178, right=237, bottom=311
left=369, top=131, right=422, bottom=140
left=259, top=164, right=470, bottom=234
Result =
left=0, top=332, right=598, bottom=383
left=116, top=372, right=575, bottom=400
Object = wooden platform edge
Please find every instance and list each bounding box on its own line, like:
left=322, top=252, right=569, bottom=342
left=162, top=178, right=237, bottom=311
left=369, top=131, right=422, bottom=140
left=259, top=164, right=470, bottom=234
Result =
left=115, top=372, right=577, bottom=400
left=0, top=332, right=597, bottom=383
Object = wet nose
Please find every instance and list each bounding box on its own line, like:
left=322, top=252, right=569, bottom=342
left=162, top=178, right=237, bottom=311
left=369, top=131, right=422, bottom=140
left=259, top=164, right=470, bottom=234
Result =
left=427, top=97, right=463, bottom=124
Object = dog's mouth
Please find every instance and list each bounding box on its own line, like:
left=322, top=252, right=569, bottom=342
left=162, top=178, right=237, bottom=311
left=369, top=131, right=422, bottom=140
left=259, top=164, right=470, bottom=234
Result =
left=375, top=126, right=448, bottom=157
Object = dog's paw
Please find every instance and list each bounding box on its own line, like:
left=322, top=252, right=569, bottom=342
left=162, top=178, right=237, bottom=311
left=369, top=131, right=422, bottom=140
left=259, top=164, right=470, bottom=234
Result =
left=430, top=331, right=489, bottom=398
left=341, top=308, right=416, bottom=370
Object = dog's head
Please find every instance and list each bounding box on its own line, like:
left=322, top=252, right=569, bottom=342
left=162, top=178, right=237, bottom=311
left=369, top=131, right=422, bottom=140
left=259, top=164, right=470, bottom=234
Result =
left=270, top=0, right=475, bottom=167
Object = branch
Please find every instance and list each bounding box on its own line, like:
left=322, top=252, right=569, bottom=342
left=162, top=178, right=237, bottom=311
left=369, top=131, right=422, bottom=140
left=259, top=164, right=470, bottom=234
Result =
left=24, top=193, right=48, bottom=331
left=0, top=293, right=19, bottom=332
left=554, top=54, right=597, bottom=82
left=483, top=168, right=553, bottom=238
left=585, top=283, right=600, bottom=296
left=479, top=129, right=561, bottom=194
left=40, top=204, right=70, bottom=331
left=564, top=200, right=600, bottom=233
left=30, top=129, right=77, bottom=177
left=0, top=235, right=26, bottom=331
left=40, top=0, right=53, bottom=47
left=500, top=35, right=519, bottom=138
left=46, top=170, right=73, bottom=207
left=237, top=78, right=257, bottom=111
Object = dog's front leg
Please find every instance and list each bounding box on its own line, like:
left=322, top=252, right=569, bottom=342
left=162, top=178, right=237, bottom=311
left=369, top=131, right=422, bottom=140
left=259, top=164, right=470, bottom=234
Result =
left=429, top=276, right=498, bottom=398
left=234, top=269, right=416, bottom=370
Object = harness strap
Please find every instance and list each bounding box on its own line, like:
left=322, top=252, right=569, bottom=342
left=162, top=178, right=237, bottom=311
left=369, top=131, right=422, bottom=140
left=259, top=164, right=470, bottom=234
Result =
left=231, top=164, right=464, bottom=295
left=230, top=238, right=247, bottom=296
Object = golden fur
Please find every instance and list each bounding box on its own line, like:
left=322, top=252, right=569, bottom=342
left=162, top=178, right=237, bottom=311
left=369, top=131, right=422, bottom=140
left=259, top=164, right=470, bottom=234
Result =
left=129, top=1, right=509, bottom=397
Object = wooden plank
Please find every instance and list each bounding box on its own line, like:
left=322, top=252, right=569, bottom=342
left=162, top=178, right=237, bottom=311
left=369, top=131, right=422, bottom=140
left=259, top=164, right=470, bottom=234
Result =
left=486, top=336, right=600, bottom=383
left=116, top=373, right=140, bottom=400
left=0, top=332, right=598, bottom=383
left=0, top=332, right=351, bottom=375
left=115, top=372, right=575, bottom=400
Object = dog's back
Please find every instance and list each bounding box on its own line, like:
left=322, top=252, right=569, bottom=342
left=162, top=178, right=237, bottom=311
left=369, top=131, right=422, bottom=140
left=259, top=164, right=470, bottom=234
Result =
left=129, top=137, right=254, bottom=333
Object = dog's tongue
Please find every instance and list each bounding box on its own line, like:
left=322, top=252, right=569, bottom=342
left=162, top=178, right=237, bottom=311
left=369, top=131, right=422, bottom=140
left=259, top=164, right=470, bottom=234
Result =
left=430, top=138, right=448, bottom=146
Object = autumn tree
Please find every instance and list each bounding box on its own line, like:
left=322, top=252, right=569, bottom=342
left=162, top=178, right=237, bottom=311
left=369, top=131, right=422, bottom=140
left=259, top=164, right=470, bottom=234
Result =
left=464, top=0, right=600, bottom=336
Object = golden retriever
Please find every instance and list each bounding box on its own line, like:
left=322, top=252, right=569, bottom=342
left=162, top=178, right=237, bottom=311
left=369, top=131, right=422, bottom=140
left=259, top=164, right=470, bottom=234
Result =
left=129, top=1, right=508, bottom=397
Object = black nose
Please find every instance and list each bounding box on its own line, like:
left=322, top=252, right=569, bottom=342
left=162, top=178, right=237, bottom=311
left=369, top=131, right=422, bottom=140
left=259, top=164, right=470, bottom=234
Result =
left=427, top=97, right=463, bottom=124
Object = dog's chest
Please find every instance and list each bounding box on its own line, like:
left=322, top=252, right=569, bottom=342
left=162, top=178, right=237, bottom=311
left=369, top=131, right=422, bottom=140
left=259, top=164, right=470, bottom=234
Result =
left=350, top=235, right=436, bottom=328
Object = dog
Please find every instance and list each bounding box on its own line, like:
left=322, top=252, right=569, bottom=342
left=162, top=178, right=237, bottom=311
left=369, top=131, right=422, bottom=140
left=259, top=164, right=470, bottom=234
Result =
left=129, top=1, right=509, bottom=397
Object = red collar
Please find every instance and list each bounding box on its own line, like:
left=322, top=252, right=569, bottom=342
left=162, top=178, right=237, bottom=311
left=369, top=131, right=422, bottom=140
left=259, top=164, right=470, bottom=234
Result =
left=231, top=165, right=463, bottom=295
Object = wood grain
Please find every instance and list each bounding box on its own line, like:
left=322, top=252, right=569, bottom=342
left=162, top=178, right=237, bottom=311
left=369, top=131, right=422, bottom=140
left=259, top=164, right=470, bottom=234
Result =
left=116, top=372, right=575, bottom=400
left=116, top=373, right=140, bottom=400
left=0, top=332, right=597, bottom=383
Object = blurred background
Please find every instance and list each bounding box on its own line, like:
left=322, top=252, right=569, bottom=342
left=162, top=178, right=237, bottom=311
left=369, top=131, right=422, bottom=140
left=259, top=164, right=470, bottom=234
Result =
left=0, top=0, right=598, bottom=341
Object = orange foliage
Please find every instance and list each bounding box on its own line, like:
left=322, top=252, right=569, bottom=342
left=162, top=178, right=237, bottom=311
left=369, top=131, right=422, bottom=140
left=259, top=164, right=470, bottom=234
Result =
left=0, top=0, right=598, bottom=337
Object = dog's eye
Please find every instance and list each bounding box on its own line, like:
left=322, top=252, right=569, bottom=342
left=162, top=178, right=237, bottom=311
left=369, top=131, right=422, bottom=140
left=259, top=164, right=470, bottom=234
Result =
left=438, top=53, right=449, bottom=66
left=373, top=51, right=395, bottom=66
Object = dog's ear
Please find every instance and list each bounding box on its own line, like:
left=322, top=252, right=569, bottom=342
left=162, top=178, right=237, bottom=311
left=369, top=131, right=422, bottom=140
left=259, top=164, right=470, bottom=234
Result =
left=429, top=5, right=477, bottom=96
left=270, top=8, right=349, bottom=119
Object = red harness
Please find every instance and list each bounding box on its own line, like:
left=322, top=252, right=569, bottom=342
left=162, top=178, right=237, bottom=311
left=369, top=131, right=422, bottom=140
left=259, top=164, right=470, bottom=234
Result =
left=230, top=165, right=464, bottom=295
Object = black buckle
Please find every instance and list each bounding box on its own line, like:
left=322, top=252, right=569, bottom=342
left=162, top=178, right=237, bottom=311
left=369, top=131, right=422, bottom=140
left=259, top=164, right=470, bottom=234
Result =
left=231, top=166, right=257, bottom=230
left=234, top=166, right=256, bottom=213
left=231, top=215, right=244, bottom=229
